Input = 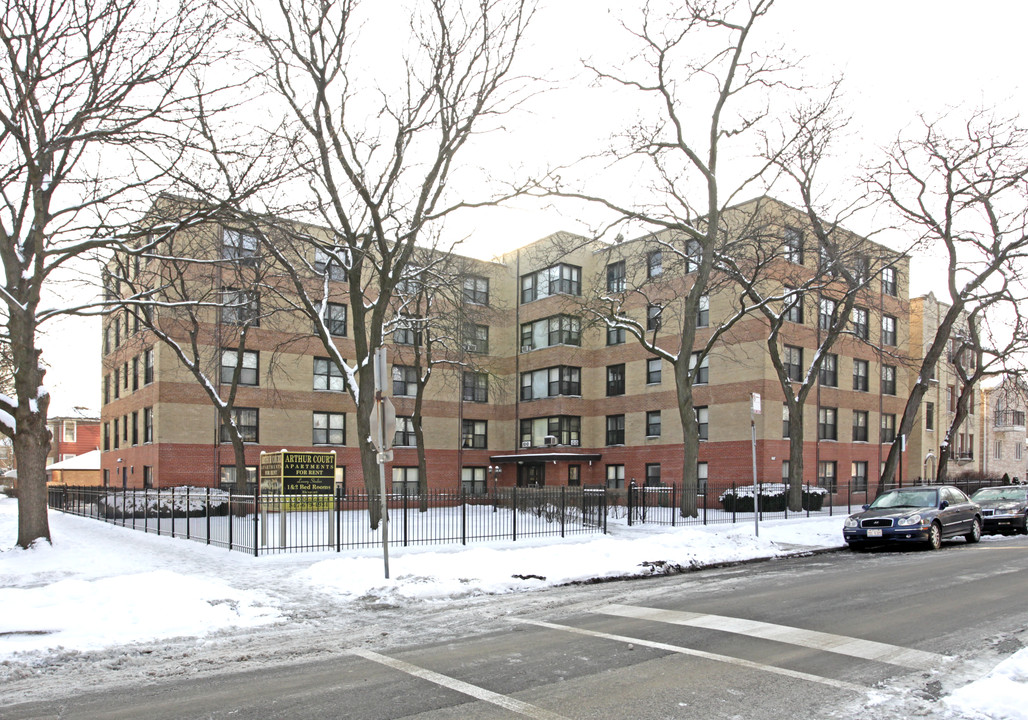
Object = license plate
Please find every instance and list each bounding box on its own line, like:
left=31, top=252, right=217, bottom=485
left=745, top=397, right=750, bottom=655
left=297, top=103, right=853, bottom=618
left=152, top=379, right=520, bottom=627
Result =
left=866, top=528, right=883, bottom=537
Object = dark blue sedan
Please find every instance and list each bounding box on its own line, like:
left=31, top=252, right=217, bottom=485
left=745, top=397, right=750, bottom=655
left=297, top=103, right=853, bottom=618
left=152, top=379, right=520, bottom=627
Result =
left=843, top=485, right=982, bottom=551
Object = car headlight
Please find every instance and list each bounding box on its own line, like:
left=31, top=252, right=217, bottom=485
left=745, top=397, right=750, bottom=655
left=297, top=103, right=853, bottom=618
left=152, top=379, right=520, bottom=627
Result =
left=844, top=517, right=858, bottom=528
left=897, top=514, right=923, bottom=527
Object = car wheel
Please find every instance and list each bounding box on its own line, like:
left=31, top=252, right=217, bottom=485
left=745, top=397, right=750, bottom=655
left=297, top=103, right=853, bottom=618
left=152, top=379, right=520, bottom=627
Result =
left=927, top=522, right=942, bottom=550
left=965, top=517, right=982, bottom=544
left=1021, top=513, right=1028, bottom=535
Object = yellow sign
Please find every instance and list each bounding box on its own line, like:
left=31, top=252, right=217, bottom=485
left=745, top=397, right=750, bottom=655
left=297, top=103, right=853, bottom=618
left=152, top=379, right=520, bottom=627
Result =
left=260, top=451, right=335, bottom=496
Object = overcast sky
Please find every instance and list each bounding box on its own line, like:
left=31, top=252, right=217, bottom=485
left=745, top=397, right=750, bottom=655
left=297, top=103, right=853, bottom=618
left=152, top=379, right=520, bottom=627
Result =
left=42, top=0, right=1028, bottom=416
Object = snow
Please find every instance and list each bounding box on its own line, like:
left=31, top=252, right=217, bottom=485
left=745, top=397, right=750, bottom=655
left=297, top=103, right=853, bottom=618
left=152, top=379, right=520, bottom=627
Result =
left=0, top=495, right=1024, bottom=718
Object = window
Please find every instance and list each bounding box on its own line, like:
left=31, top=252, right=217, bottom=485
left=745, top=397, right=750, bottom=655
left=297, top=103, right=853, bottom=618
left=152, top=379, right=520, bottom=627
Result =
left=685, top=240, right=701, bottom=273
left=143, top=407, right=153, bottom=443
left=882, top=315, right=897, bottom=346
left=393, top=317, right=421, bottom=346
left=131, top=412, right=138, bottom=446
left=881, top=413, right=897, bottom=443
left=697, top=295, right=709, bottom=327
left=606, top=464, right=625, bottom=489
left=819, top=354, right=838, bottom=387
left=948, top=385, right=956, bottom=412
left=647, top=304, right=662, bottom=331
left=113, top=418, right=119, bottom=449
left=461, top=467, right=487, bottom=495
left=851, top=253, right=870, bottom=283
left=818, top=406, right=837, bottom=441
left=144, top=348, right=154, bottom=385
left=221, top=349, right=259, bottom=386
left=784, top=226, right=804, bottom=264
left=114, top=368, right=120, bottom=399
left=853, top=359, right=869, bottom=392
left=852, top=461, right=868, bottom=493
left=463, top=275, right=489, bottom=305
left=882, top=266, right=897, bottom=296
left=852, top=307, right=869, bottom=341
left=123, top=362, right=129, bottom=389
left=647, top=251, right=663, bottom=278
left=697, top=462, right=708, bottom=493
left=606, top=261, right=626, bottom=292
left=393, top=365, right=418, bottom=396
left=995, top=440, right=1002, bottom=460
left=852, top=410, right=868, bottom=442
left=690, top=352, right=709, bottom=384
left=221, top=288, right=260, bottom=327
left=568, top=465, right=581, bottom=487
left=220, top=465, right=257, bottom=491
left=61, top=419, right=76, bottom=443
left=784, top=345, right=803, bottom=383
left=223, top=228, right=259, bottom=264
left=143, top=466, right=153, bottom=490
left=103, top=422, right=110, bottom=451
left=461, top=419, right=487, bottom=449
left=606, top=414, right=625, bottom=445
left=466, top=324, right=489, bottom=354
left=522, top=315, right=581, bottom=349
left=607, top=326, right=625, bottom=346
left=314, top=357, right=345, bottom=391
left=519, top=416, right=581, bottom=447
left=784, top=288, right=803, bottom=323
left=645, top=464, right=662, bottom=487
left=103, top=375, right=111, bottom=405
left=313, top=247, right=346, bottom=281
left=521, top=366, right=580, bottom=400
left=462, top=372, right=488, bottom=403
left=646, top=410, right=661, bottom=437
left=818, top=460, right=837, bottom=493
left=882, top=365, right=896, bottom=395
left=646, top=358, right=661, bottom=384
left=696, top=406, right=708, bottom=441
left=781, top=460, right=790, bottom=483
left=221, top=407, right=258, bottom=443
left=1017, top=444, right=1023, bottom=461
left=926, top=402, right=935, bottom=431
left=782, top=404, right=790, bottom=438
left=521, top=263, right=581, bottom=303
left=819, top=242, right=837, bottom=276
left=132, top=358, right=139, bottom=391
left=392, top=467, right=419, bottom=495
left=819, top=297, right=836, bottom=331
left=394, top=417, right=416, bottom=447
left=313, top=412, right=345, bottom=445
left=323, top=302, right=347, bottom=336
left=606, top=364, right=625, bottom=396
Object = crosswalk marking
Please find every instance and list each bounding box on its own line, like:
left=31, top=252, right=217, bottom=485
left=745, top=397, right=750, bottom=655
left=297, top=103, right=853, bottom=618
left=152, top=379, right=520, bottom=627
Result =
left=514, top=618, right=868, bottom=692
left=351, top=647, right=570, bottom=720
left=594, top=604, right=948, bottom=667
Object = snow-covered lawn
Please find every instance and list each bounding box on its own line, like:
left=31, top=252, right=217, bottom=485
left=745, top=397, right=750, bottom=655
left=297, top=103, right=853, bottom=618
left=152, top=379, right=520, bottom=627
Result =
left=1, top=495, right=1025, bottom=718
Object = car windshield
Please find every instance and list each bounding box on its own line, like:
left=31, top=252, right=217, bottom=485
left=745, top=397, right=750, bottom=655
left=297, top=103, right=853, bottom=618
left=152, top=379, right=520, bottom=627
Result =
left=972, top=487, right=1027, bottom=502
left=870, top=489, right=939, bottom=509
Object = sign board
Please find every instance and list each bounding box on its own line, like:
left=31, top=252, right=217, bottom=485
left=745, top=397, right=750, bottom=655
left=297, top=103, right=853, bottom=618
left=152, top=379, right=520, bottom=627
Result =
left=750, top=393, right=762, bottom=415
left=369, top=397, right=397, bottom=452
left=260, top=451, right=336, bottom=496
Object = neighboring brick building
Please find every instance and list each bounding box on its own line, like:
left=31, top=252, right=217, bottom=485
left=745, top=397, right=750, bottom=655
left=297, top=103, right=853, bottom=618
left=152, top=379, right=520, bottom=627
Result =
left=99, top=197, right=910, bottom=499
left=47, top=407, right=101, bottom=466
left=981, top=376, right=1028, bottom=483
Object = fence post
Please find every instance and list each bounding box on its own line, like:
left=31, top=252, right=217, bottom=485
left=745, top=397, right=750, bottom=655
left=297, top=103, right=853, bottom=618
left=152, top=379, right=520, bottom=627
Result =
left=205, top=487, right=211, bottom=545
left=403, top=489, right=409, bottom=548
left=186, top=486, right=191, bottom=540
left=732, top=482, right=737, bottom=524
left=462, top=486, right=467, bottom=546
left=170, top=486, right=176, bottom=539
left=603, top=488, right=608, bottom=534
left=627, top=482, right=634, bottom=527
left=143, top=488, right=149, bottom=534
left=253, top=490, right=259, bottom=557
left=156, top=487, right=161, bottom=536
left=512, top=486, right=518, bottom=542
left=336, top=485, right=342, bottom=553
left=560, top=486, right=566, bottom=538
left=227, top=488, right=233, bottom=551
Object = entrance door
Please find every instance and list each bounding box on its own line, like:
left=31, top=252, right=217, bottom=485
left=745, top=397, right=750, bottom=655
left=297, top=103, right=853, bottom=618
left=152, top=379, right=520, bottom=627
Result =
left=518, top=463, right=545, bottom=488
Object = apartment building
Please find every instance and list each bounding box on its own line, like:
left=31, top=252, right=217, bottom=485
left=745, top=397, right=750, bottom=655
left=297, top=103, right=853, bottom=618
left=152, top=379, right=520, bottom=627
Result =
left=99, top=197, right=910, bottom=498
left=47, top=407, right=101, bottom=466
left=981, top=376, right=1028, bottom=482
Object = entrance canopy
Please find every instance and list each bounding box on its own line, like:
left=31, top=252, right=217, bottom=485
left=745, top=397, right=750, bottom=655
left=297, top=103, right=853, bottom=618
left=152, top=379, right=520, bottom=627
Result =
left=489, top=453, right=602, bottom=464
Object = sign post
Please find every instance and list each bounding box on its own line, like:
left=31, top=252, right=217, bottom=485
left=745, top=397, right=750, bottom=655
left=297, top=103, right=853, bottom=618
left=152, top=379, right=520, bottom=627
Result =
left=371, top=347, right=396, bottom=579
left=750, top=393, right=761, bottom=537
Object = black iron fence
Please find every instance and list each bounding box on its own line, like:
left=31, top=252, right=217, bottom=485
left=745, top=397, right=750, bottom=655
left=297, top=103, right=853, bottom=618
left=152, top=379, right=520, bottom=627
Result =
left=46, top=485, right=608, bottom=556
left=48, top=476, right=1011, bottom=554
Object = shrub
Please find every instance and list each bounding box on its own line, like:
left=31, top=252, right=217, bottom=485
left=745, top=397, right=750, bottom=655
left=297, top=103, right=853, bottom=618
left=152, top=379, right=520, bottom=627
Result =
left=719, top=483, right=828, bottom=512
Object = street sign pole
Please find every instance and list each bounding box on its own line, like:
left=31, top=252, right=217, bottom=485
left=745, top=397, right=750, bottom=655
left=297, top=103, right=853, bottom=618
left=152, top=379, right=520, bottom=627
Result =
left=751, top=393, right=761, bottom=537
left=373, top=347, right=390, bottom=579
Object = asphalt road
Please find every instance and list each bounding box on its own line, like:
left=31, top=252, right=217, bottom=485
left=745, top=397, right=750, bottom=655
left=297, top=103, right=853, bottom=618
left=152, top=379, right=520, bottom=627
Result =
left=7, top=536, right=1028, bottom=720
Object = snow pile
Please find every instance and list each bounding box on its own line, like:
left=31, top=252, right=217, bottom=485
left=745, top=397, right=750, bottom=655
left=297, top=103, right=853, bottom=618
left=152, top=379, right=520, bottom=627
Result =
left=944, top=648, right=1028, bottom=720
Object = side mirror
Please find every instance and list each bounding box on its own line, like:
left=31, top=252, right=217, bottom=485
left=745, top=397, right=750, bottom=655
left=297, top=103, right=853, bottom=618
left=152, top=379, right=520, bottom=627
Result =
left=861, top=504, right=870, bottom=510
left=939, top=500, right=950, bottom=510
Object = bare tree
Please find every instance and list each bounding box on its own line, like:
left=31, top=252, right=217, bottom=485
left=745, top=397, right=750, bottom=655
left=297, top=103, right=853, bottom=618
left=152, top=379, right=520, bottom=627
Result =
left=233, top=0, right=534, bottom=527
left=0, top=0, right=241, bottom=547
left=543, top=0, right=795, bottom=516
left=871, top=110, right=1028, bottom=493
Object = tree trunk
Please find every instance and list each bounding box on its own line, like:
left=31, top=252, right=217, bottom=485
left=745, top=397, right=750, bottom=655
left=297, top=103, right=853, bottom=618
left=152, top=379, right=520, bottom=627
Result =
left=787, top=410, right=805, bottom=512
left=12, top=327, right=51, bottom=547
left=356, top=365, right=382, bottom=529
left=675, top=360, right=699, bottom=517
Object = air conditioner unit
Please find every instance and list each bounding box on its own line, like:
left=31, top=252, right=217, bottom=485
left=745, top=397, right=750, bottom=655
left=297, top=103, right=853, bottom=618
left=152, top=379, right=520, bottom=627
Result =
left=521, top=344, right=533, bottom=353
left=521, top=441, right=532, bottom=448
left=543, top=435, right=558, bottom=447
left=463, top=343, right=477, bottom=352
left=570, top=439, right=580, bottom=446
